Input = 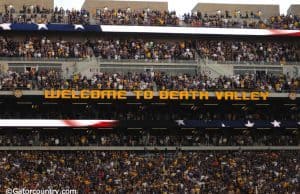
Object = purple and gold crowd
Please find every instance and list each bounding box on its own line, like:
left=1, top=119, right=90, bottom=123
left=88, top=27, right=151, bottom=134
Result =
left=196, top=40, right=300, bottom=63
left=1, top=5, right=300, bottom=29
left=1, top=5, right=90, bottom=24
left=0, top=36, right=299, bottom=63
left=183, top=11, right=300, bottom=29
left=0, top=151, right=299, bottom=193
left=0, top=70, right=299, bottom=92
left=0, top=36, right=92, bottom=58
left=92, top=39, right=194, bottom=60
left=94, top=8, right=178, bottom=26
left=0, top=131, right=298, bottom=146
left=0, top=37, right=194, bottom=60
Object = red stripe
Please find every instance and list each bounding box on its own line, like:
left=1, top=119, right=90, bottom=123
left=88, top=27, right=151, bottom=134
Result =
left=269, top=29, right=300, bottom=37
left=63, top=120, right=80, bottom=127
left=91, top=121, right=118, bottom=128
left=62, top=120, right=118, bottom=128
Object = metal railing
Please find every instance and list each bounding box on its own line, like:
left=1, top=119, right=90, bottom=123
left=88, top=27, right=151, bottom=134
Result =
left=0, top=57, right=198, bottom=64
left=0, top=57, right=91, bottom=62
left=215, top=60, right=300, bottom=66
left=0, top=56, right=299, bottom=66
left=96, top=58, right=198, bottom=64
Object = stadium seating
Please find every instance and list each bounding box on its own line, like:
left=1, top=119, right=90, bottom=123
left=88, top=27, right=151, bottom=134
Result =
left=0, top=151, right=299, bottom=193
left=0, top=2, right=299, bottom=29
left=0, top=70, right=299, bottom=92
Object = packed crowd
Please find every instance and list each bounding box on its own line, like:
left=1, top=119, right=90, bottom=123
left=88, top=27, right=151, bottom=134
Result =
left=94, top=8, right=179, bottom=26
left=196, top=40, right=300, bottom=63
left=0, top=36, right=93, bottom=58
left=0, top=69, right=62, bottom=90
left=92, top=39, right=195, bottom=60
left=0, top=36, right=299, bottom=63
left=1, top=4, right=300, bottom=30
left=183, top=11, right=300, bottom=29
left=1, top=5, right=90, bottom=24
left=0, top=36, right=194, bottom=60
left=0, top=131, right=298, bottom=146
left=0, top=151, right=299, bottom=193
left=1, top=70, right=299, bottom=92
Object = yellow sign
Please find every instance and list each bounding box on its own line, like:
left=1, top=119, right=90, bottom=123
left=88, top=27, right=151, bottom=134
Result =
left=44, top=90, right=269, bottom=101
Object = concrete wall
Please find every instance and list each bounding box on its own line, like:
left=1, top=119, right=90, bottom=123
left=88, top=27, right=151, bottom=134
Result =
left=191, top=3, right=279, bottom=18
left=82, top=0, right=168, bottom=13
left=283, top=65, right=300, bottom=77
left=0, top=0, right=54, bottom=12
left=287, top=4, right=300, bottom=16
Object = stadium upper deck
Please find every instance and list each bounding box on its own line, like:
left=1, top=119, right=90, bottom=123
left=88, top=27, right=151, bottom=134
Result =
left=0, top=0, right=300, bottom=32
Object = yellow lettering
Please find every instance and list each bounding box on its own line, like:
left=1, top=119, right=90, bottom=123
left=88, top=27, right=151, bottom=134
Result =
left=91, top=90, right=100, bottom=99
left=241, top=92, right=250, bottom=100
left=80, top=90, right=90, bottom=99
left=190, top=91, right=198, bottom=100
left=234, top=92, right=241, bottom=100
left=61, top=90, right=71, bottom=99
left=43, top=90, right=270, bottom=101
left=199, top=91, right=209, bottom=100
left=111, top=90, right=117, bottom=99
left=170, top=91, right=179, bottom=100
left=71, top=90, right=79, bottom=99
left=260, top=92, right=269, bottom=100
left=179, top=91, right=189, bottom=100
left=44, top=90, right=60, bottom=99
left=117, top=91, right=127, bottom=100
left=250, top=92, right=260, bottom=100
left=101, top=90, right=111, bottom=99
left=215, top=92, right=224, bottom=100
left=224, top=92, right=234, bottom=100
left=144, top=91, right=153, bottom=100
left=159, top=91, right=169, bottom=99
left=134, top=91, right=143, bottom=99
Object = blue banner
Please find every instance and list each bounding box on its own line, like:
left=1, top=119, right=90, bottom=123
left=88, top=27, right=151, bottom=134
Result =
left=0, top=23, right=102, bottom=32
left=175, top=120, right=300, bottom=129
